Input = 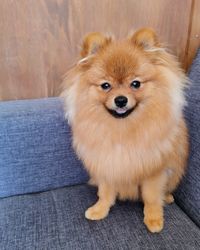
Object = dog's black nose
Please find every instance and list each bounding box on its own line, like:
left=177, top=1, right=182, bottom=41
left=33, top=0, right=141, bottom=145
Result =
left=114, top=96, right=128, bottom=108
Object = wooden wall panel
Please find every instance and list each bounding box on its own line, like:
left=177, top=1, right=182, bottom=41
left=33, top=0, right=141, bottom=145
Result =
left=0, top=0, right=197, bottom=101
left=184, top=0, right=200, bottom=69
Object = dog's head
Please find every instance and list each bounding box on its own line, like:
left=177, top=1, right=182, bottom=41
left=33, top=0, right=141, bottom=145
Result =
left=63, top=28, right=186, bottom=124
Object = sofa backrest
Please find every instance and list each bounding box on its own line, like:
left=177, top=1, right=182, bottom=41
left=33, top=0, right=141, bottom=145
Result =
left=0, top=98, right=88, bottom=198
left=175, top=49, right=200, bottom=227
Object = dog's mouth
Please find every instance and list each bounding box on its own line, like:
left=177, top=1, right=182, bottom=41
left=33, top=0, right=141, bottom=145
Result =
left=105, top=106, right=136, bottom=119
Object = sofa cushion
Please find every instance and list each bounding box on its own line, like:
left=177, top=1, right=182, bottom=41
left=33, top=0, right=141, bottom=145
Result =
left=0, top=98, right=88, bottom=198
left=0, top=184, right=200, bottom=250
left=175, top=49, right=200, bottom=227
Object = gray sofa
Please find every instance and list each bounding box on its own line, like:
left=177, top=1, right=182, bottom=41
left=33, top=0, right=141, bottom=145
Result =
left=0, top=50, right=200, bottom=250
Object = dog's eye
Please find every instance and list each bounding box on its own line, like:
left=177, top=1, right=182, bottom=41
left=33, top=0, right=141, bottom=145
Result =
left=101, top=82, right=111, bottom=91
left=130, top=80, right=141, bottom=89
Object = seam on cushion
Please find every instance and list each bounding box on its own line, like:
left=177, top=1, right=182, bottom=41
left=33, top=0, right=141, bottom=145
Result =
left=50, top=190, right=66, bottom=249
left=175, top=202, right=200, bottom=230
left=0, top=182, right=87, bottom=200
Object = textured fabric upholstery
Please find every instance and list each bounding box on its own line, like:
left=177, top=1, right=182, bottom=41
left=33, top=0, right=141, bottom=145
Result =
left=1, top=50, right=200, bottom=250
left=175, top=49, right=200, bottom=227
left=0, top=98, right=88, bottom=198
left=0, top=184, right=200, bottom=250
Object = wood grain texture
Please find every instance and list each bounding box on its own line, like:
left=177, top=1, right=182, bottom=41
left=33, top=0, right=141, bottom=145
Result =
left=184, top=0, right=200, bottom=69
left=0, top=0, right=196, bottom=101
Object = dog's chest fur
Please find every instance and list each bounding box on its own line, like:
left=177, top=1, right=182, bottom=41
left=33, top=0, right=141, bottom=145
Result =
left=72, top=120, right=175, bottom=184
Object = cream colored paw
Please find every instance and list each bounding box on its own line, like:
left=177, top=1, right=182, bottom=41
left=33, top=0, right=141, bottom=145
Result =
left=85, top=205, right=109, bottom=220
left=164, top=194, right=174, bottom=204
left=144, top=217, right=164, bottom=233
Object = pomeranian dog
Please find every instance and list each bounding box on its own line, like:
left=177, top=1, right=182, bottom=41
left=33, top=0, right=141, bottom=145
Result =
left=61, top=28, right=189, bottom=233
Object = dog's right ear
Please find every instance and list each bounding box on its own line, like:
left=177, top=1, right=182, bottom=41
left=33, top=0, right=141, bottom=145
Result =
left=80, top=32, right=112, bottom=58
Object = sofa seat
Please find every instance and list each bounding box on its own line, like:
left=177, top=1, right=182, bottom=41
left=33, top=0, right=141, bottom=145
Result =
left=0, top=184, right=200, bottom=250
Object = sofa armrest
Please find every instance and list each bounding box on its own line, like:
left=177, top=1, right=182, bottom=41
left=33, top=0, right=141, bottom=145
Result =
left=0, top=97, right=88, bottom=198
left=175, top=49, right=200, bottom=227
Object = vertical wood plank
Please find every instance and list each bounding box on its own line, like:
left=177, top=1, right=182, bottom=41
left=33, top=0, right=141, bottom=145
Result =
left=0, top=0, right=194, bottom=101
left=184, top=0, right=200, bottom=69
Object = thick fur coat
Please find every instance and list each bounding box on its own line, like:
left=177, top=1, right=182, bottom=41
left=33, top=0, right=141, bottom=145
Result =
left=61, top=28, right=189, bottom=233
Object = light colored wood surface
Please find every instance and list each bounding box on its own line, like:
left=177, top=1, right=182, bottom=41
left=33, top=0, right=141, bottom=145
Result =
left=0, top=0, right=198, bottom=101
left=184, top=0, right=200, bottom=69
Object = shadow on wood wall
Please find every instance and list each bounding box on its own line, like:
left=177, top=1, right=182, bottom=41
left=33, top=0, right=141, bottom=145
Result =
left=0, top=0, right=199, bottom=101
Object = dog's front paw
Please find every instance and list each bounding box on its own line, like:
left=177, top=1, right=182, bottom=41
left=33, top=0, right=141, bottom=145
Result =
left=144, top=216, right=164, bottom=233
left=164, top=194, right=174, bottom=204
left=85, top=205, right=109, bottom=220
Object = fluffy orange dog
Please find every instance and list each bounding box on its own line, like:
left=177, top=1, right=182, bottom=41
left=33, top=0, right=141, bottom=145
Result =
left=62, top=28, right=189, bottom=233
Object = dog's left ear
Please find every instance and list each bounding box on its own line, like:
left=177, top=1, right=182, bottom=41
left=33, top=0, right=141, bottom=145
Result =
left=129, top=28, right=160, bottom=49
